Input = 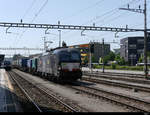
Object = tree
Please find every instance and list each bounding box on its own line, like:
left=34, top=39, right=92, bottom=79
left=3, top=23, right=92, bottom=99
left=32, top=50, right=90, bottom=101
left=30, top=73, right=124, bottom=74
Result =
left=108, top=51, right=115, bottom=61
left=147, top=52, right=150, bottom=57
left=115, top=54, right=125, bottom=65
left=92, top=55, right=96, bottom=63
left=103, top=55, right=110, bottom=65
left=138, top=54, right=144, bottom=63
left=102, top=51, right=116, bottom=65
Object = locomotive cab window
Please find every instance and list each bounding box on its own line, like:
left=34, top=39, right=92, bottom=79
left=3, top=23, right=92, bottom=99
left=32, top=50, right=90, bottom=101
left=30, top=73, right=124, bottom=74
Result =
left=59, top=51, right=80, bottom=62
left=59, top=51, right=70, bottom=62
left=71, top=51, right=80, bottom=61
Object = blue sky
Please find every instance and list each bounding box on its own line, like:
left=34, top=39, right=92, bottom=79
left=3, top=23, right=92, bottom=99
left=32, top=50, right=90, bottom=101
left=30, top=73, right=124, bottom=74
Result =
left=0, top=0, right=150, bottom=57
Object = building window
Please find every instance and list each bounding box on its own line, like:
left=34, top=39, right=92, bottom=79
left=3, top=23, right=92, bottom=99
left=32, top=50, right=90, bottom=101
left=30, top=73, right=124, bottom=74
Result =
left=129, top=54, right=136, bottom=59
left=125, top=40, right=128, bottom=43
left=137, top=49, right=143, bottom=54
left=137, top=39, right=144, bottom=44
left=129, top=44, right=136, bottom=49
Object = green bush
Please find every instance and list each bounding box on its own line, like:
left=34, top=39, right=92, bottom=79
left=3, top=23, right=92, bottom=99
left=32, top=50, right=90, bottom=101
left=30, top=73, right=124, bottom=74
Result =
left=111, top=63, right=116, bottom=69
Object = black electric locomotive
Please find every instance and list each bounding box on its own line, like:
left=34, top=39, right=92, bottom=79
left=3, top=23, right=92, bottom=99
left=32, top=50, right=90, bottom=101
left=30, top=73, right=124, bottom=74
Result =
left=37, top=47, right=82, bottom=81
left=12, top=47, right=82, bottom=82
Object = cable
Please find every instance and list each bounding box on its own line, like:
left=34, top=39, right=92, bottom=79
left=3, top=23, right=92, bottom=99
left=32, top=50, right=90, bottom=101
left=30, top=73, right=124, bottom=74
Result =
left=63, top=0, right=146, bottom=42
left=19, top=0, right=48, bottom=39
left=62, top=0, right=140, bottom=38
left=31, top=0, right=48, bottom=23
left=48, top=0, right=105, bottom=39
left=15, top=0, right=48, bottom=52
left=22, top=0, right=37, bottom=20
left=61, top=0, right=105, bottom=22
left=83, top=0, right=140, bottom=25
left=12, top=0, right=37, bottom=47
left=96, top=0, right=143, bottom=25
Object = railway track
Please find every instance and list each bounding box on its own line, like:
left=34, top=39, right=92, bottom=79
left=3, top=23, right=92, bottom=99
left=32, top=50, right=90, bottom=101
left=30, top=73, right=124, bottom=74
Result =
left=69, top=82, right=150, bottom=112
left=8, top=71, right=80, bottom=112
left=83, top=71, right=145, bottom=79
left=83, top=71, right=150, bottom=88
left=7, top=71, right=43, bottom=112
left=82, top=76, right=150, bottom=93
left=9, top=69, right=150, bottom=112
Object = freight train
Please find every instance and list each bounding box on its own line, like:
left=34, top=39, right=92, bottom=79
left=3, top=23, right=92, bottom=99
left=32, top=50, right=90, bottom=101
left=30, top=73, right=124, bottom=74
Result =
left=12, top=47, right=82, bottom=82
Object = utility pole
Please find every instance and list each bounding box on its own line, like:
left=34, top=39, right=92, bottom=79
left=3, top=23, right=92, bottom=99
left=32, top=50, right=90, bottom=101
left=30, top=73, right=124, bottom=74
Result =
left=58, top=30, right=61, bottom=47
left=102, top=38, right=105, bottom=73
left=119, top=0, right=148, bottom=79
left=89, top=41, right=92, bottom=74
left=144, top=0, right=148, bottom=78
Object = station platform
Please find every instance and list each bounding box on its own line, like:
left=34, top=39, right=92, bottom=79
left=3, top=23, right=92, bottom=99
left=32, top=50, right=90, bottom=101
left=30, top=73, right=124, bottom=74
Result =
left=0, top=69, right=22, bottom=112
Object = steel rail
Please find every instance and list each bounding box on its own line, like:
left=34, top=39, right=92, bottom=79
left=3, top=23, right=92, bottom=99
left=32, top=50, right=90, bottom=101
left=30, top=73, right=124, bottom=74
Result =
left=7, top=71, right=43, bottom=112
left=83, top=71, right=145, bottom=78
left=83, top=76, right=150, bottom=93
left=83, top=72, right=150, bottom=84
left=34, top=84, right=78, bottom=112
left=84, top=85, right=150, bottom=105
left=70, top=83, right=149, bottom=112
left=12, top=70, right=78, bottom=112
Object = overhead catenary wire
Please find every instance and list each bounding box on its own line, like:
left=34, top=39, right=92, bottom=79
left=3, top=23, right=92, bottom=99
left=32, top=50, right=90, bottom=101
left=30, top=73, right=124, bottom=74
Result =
left=62, top=0, right=141, bottom=39
left=60, top=0, right=105, bottom=23
left=19, top=0, right=49, bottom=39
left=43, top=0, right=106, bottom=44
left=95, top=0, right=143, bottom=26
left=31, top=0, right=48, bottom=23
left=118, top=20, right=150, bottom=38
left=22, top=0, right=37, bottom=20
left=12, top=0, right=37, bottom=47
left=113, top=0, right=150, bottom=39
left=63, top=0, right=148, bottom=45
left=45, top=0, right=106, bottom=41
left=82, top=0, right=140, bottom=25
left=5, top=0, right=149, bottom=51
left=14, top=0, right=49, bottom=53
left=61, top=0, right=144, bottom=39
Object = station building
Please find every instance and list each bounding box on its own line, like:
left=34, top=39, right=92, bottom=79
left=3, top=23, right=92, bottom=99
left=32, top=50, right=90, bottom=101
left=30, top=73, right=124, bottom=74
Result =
left=69, top=42, right=110, bottom=65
